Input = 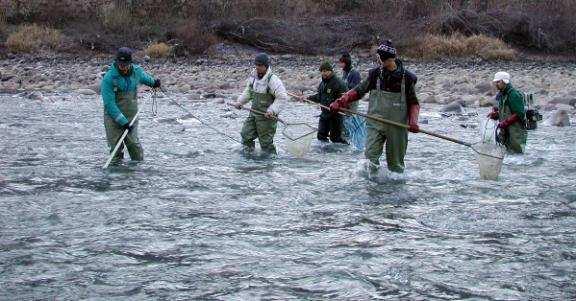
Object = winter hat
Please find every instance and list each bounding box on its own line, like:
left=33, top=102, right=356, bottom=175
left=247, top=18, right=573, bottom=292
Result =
left=493, top=71, right=510, bottom=84
left=377, top=40, right=396, bottom=61
left=116, top=47, right=133, bottom=65
left=339, top=52, right=352, bottom=66
left=255, top=53, right=270, bottom=67
left=319, top=60, right=334, bottom=72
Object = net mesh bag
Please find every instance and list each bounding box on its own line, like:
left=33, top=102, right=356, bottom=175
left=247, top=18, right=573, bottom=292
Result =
left=282, top=123, right=317, bottom=158
left=477, top=118, right=505, bottom=180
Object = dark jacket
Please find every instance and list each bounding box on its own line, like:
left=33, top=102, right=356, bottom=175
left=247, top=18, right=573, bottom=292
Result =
left=353, top=59, right=418, bottom=105
left=343, top=68, right=361, bottom=91
left=308, top=74, right=347, bottom=117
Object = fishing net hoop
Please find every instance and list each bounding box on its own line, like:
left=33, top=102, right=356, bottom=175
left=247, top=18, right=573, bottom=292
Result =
left=281, top=122, right=317, bottom=158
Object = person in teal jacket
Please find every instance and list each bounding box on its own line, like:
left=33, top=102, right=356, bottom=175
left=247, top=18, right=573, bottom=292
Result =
left=101, top=47, right=160, bottom=164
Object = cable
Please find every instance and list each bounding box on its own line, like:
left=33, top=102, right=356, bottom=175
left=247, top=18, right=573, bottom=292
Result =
left=159, top=89, right=241, bottom=144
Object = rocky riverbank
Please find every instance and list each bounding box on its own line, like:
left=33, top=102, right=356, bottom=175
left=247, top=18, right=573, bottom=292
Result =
left=1, top=52, right=574, bottom=126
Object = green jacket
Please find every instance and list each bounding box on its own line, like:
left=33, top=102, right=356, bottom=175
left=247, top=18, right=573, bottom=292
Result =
left=101, top=63, right=156, bottom=126
left=308, top=74, right=347, bottom=117
left=497, top=84, right=525, bottom=120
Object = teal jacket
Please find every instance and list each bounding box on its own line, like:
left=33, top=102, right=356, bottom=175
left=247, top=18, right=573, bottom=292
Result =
left=101, top=63, right=156, bottom=126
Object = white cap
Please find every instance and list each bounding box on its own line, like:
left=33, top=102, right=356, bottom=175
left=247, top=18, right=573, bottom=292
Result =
left=493, top=71, right=510, bottom=84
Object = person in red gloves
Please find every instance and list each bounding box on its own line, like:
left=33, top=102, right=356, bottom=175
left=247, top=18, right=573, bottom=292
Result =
left=330, top=40, right=420, bottom=173
left=487, top=71, right=527, bottom=153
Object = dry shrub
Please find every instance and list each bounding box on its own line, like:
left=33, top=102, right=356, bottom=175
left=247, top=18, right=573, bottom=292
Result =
left=99, top=2, right=132, bottom=33
left=408, top=33, right=516, bottom=60
left=146, top=42, right=171, bottom=58
left=0, top=9, right=6, bottom=37
left=174, top=20, right=217, bottom=55
left=6, top=24, right=62, bottom=53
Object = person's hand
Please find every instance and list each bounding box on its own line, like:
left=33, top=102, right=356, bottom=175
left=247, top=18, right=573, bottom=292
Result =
left=498, top=114, right=519, bottom=129
left=408, top=123, right=419, bottom=133
left=121, top=123, right=133, bottom=133
left=487, top=107, right=499, bottom=120
left=330, top=101, right=342, bottom=112
left=152, top=79, right=161, bottom=88
left=264, top=111, right=276, bottom=119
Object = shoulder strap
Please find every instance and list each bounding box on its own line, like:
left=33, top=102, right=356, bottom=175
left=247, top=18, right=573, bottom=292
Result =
left=401, top=71, right=406, bottom=103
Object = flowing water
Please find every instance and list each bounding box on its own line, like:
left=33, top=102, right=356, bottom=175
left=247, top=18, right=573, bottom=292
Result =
left=1, top=93, right=575, bottom=300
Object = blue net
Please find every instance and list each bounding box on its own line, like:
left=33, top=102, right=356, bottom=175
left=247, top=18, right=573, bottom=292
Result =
left=344, top=115, right=367, bottom=151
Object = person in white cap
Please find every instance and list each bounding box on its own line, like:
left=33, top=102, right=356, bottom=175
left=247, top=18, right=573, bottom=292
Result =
left=488, top=71, right=527, bottom=153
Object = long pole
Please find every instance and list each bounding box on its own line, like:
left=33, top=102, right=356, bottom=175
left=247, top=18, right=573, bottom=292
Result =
left=103, top=109, right=140, bottom=169
left=290, top=92, right=471, bottom=147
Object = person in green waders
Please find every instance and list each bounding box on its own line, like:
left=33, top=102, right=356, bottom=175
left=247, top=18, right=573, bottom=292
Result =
left=305, top=61, right=348, bottom=143
left=487, top=71, right=527, bottom=153
left=330, top=40, right=420, bottom=173
left=232, top=53, right=288, bottom=155
left=101, top=47, right=161, bottom=164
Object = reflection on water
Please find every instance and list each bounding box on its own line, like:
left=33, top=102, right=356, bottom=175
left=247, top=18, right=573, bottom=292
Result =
left=1, top=95, right=575, bottom=300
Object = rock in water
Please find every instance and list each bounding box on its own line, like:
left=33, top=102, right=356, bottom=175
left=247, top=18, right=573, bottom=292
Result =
left=479, top=97, right=496, bottom=107
left=549, top=109, right=571, bottom=127
left=440, top=100, right=464, bottom=113
left=77, top=88, right=97, bottom=96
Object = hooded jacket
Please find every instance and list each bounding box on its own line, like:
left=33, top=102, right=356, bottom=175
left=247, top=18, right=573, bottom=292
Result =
left=238, top=67, right=288, bottom=114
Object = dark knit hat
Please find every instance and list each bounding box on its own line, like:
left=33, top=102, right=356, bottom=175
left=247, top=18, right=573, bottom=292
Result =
left=377, top=40, right=396, bottom=61
left=116, top=47, right=133, bottom=65
left=339, top=52, right=352, bottom=66
left=319, top=60, right=333, bottom=71
left=255, top=53, right=270, bottom=67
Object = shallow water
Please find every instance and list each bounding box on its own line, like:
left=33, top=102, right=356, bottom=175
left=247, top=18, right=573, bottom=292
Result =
left=1, top=93, right=575, bottom=300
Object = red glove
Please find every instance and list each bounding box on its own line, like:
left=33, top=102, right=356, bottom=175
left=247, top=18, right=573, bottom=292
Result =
left=487, top=107, right=499, bottom=120
left=498, top=114, right=520, bottom=129
left=330, top=90, right=359, bottom=112
left=407, top=103, right=420, bottom=133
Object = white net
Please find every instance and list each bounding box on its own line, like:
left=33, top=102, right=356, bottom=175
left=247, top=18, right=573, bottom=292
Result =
left=282, top=123, right=317, bottom=158
left=476, top=143, right=505, bottom=180
left=476, top=118, right=505, bottom=180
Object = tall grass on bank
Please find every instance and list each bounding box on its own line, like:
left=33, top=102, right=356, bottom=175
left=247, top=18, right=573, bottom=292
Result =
left=407, top=34, right=517, bottom=60
left=99, top=1, right=132, bottom=32
left=6, top=24, right=62, bottom=53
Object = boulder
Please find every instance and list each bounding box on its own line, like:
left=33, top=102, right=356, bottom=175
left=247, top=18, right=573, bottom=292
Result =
left=549, top=97, right=576, bottom=106
left=475, top=82, right=492, bottom=94
left=549, top=109, right=571, bottom=127
left=26, top=91, right=43, bottom=100
left=420, top=93, right=437, bottom=104
left=440, top=100, right=464, bottom=113
left=478, top=97, right=496, bottom=107
left=77, top=88, right=97, bottom=95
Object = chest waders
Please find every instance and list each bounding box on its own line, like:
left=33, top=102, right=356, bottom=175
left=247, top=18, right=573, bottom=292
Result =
left=365, top=74, right=408, bottom=173
left=103, top=78, right=143, bottom=164
left=317, top=80, right=345, bottom=143
left=240, top=75, right=278, bottom=154
left=499, top=95, right=527, bottom=154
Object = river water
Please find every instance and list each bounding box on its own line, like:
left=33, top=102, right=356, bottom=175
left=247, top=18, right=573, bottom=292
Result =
left=1, top=93, right=575, bottom=300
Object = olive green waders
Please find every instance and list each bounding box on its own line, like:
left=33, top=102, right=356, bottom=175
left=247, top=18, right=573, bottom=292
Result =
left=240, top=79, right=278, bottom=154
left=365, top=75, right=408, bottom=173
left=104, top=89, right=143, bottom=164
left=499, top=97, right=527, bottom=154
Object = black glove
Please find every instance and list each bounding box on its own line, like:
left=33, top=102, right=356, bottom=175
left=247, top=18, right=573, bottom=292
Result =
left=152, top=79, right=161, bottom=88
left=121, top=123, right=133, bottom=133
